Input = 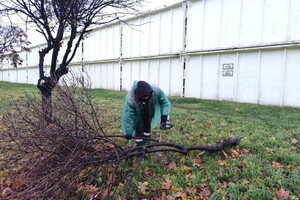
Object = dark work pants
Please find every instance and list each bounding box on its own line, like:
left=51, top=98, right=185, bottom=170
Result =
left=136, top=97, right=154, bottom=137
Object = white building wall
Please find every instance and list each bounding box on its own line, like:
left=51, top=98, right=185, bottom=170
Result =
left=1, top=0, right=300, bottom=108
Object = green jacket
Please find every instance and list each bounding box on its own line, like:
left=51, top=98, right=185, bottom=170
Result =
left=121, top=81, right=171, bottom=136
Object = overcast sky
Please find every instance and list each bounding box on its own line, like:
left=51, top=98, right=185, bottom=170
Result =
left=142, top=0, right=180, bottom=10
left=22, top=0, right=181, bottom=46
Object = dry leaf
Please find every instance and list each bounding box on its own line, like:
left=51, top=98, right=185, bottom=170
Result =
left=193, top=157, right=202, bottom=167
left=272, top=161, right=281, bottom=170
left=185, top=184, right=193, bottom=196
left=84, top=184, right=99, bottom=199
left=231, top=149, right=240, bottom=158
left=182, top=165, right=190, bottom=172
left=242, top=159, right=247, bottom=168
left=1, top=187, right=12, bottom=197
left=138, top=181, right=149, bottom=194
left=222, top=151, right=229, bottom=159
left=196, top=186, right=211, bottom=198
left=276, top=188, right=289, bottom=199
left=162, top=179, right=172, bottom=190
left=186, top=119, right=197, bottom=123
left=238, top=148, right=249, bottom=154
left=171, top=185, right=183, bottom=191
left=218, top=160, right=228, bottom=167
left=164, top=161, right=177, bottom=171
left=292, top=138, right=298, bottom=144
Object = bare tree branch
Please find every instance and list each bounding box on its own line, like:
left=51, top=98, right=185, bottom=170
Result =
left=0, top=75, right=240, bottom=199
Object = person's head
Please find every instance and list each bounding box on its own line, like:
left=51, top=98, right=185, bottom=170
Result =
left=135, top=81, right=153, bottom=100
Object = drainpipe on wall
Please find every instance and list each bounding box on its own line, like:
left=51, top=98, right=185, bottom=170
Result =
left=119, top=22, right=124, bottom=91
left=182, top=0, right=188, bottom=97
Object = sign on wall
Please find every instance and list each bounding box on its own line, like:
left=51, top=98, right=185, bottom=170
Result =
left=222, top=63, right=234, bottom=77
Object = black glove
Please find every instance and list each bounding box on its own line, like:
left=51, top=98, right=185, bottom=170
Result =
left=124, top=134, right=132, bottom=140
left=160, top=115, right=172, bottom=130
left=161, top=115, right=168, bottom=124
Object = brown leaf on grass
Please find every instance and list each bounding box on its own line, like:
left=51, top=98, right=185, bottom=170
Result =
left=162, top=179, right=172, bottom=190
left=218, top=160, right=228, bottom=167
left=196, top=186, right=211, bottom=199
left=238, top=148, right=249, bottom=154
left=138, top=181, right=149, bottom=194
left=174, top=191, right=188, bottom=199
left=185, top=183, right=193, bottom=196
left=207, top=120, right=213, bottom=125
left=242, top=159, right=247, bottom=168
left=222, top=151, right=229, bottom=159
left=185, top=119, right=197, bottom=123
left=272, top=161, right=281, bottom=170
left=276, top=188, right=289, bottom=199
left=231, top=149, right=240, bottom=158
left=144, top=168, right=155, bottom=178
left=292, top=138, right=298, bottom=144
left=83, top=184, right=99, bottom=199
left=95, top=174, right=114, bottom=199
left=193, top=157, right=202, bottom=167
left=163, top=161, right=178, bottom=171
left=154, top=192, right=168, bottom=200
left=1, top=187, right=12, bottom=197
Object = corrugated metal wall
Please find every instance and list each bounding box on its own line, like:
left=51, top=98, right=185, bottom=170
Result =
left=1, top=0, right=300, bottom=107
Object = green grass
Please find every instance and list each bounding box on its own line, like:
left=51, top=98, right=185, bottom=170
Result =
left=1, top=81, right=299, bottom=199
left=0, top=81, right=38, bottom=110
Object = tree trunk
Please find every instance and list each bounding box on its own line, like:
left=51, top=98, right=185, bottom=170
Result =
left=37, top=65, right=69, bottom=122
left=41, top=89, right=53, bottom=123
left=37, top=77, right=55, bottom=123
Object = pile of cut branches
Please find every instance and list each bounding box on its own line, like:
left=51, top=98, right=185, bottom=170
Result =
left=0, top=77, right=240, bottom=199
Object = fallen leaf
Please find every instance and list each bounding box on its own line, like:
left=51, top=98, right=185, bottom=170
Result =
left=185, top=184, right=193, bottom=196
left=165, top=161, right=177, bottom=171
left=196, top=186, right=211, bottom=198
left=174, top=191, right=188, bottom=199
left=162, top=179, right=172, bottom=190
left=222, top=151, right=229, bottom=159
left=218, top=160, right=228, bottom=167
left=184, top=172, right=194, bottom=181
left=272, top=161, right=281, bottom=170
left=84, top=184, right=99, bottom=199
left=182, top=165, right=190, bottom=172
left=186, top=119, right=197, bottom=123
left=242, top=179, right=250, bottom=184
left=193, top=157, right=202, bottom=167
left=242, top=159, right=247, bottom=168
left=1, top=187, right=12, bottom=197
left=171, top=185, right=183, bottom=191
left=231, top=149, right=239, bottom=158
left=238, top=148, right=249, bottom=154
left=276, top=188, right=289, bottom=199
left=291, top=138, right=298, bottom=144
left=138, top=181, right=149, bottom=194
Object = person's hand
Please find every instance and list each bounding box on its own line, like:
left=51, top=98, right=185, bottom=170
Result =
left=124, top=134, right=132, bottom=140
left=160, top=115, right=172, bottom=130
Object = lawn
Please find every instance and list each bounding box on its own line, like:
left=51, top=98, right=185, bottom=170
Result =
left=0, top=81, right=299, bottom=199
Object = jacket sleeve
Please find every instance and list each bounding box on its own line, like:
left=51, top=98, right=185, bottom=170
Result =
left=121, top=97, right=136, bottom=136
left=157, top=88, right=171, bottom=116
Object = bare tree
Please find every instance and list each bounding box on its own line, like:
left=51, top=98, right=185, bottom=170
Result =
left=0, top=20, right=30, bottom=67
left=0, top=0, right=142, bottom=121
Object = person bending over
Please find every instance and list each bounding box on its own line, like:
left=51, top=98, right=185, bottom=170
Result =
left=121, top=80, right=171, bottom=147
